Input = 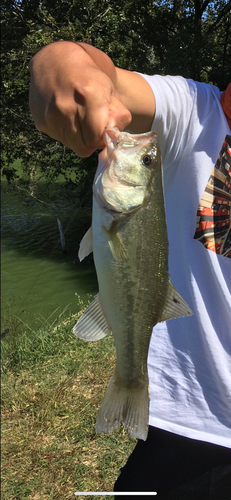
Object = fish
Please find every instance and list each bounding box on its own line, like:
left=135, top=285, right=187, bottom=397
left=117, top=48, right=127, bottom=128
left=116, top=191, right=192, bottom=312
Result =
left=73, top=126, right=193, bottom=441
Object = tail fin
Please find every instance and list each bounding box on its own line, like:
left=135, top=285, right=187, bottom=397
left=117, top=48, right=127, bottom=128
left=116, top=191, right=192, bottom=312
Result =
left=95, top=370, right=149, bottom=441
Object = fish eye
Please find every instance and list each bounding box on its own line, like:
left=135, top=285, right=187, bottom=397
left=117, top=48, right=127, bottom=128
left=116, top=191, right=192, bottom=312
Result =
left=142, top=154, right=152, bottom=166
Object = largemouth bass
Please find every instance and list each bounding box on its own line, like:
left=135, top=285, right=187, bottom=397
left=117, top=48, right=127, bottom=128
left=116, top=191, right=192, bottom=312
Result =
left=73, top=126, right=192, bottom=441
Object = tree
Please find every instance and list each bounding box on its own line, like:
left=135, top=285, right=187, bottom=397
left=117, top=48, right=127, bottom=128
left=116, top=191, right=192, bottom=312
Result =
left=1, top=0, right=99, bottom=198
left=1, top=0, right=231, bottom=194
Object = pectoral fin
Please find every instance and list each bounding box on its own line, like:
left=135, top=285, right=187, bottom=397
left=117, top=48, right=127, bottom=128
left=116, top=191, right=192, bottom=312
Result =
left=160, top=282, right=193, bottom=322
left=108, top=232, right=128, bottom=261
left=78, top=227, right=93, bottom=261
left=73, top=294, right=111, bottom=341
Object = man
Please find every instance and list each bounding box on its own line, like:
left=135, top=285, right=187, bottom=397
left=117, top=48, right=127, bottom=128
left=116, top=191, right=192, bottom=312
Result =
left=29, top=41, right=231, bottom=499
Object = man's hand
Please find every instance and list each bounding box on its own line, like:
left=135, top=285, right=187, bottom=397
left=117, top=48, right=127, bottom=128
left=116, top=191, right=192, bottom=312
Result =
left=29, top=41, right=131, bottom=157
left=29, top=41, right=155, bottom=157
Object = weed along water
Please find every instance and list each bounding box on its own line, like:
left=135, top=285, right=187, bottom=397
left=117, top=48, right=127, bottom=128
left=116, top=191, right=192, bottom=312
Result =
left=1, top=178, right=98, bottom=335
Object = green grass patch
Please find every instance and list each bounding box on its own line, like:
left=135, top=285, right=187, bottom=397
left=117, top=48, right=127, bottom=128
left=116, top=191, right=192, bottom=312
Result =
left=1, top=308, right=136, bottom=499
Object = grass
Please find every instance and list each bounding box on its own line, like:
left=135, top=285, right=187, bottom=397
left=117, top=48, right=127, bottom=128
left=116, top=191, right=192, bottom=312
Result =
left=1, top=305, right=137, bottom=500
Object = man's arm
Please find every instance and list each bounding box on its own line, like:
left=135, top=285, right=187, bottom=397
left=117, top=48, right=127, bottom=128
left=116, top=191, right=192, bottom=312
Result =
left=29, top=41, right=156, bottom=157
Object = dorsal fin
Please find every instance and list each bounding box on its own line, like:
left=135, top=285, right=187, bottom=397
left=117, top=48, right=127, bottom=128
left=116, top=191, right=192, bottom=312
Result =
left=160, top=282, right=193, bottom=322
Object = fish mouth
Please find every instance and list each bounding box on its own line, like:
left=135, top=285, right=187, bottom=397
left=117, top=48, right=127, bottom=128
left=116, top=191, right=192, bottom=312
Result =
left=104, top=126, right=157, bottom=158
left=104, top=126, right=121, bottom=157
left=94, top=126, right=158, bottom=214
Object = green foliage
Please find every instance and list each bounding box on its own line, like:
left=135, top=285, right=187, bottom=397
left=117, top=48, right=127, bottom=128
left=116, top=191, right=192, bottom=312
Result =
left=1, top=1, right=231, bottom=189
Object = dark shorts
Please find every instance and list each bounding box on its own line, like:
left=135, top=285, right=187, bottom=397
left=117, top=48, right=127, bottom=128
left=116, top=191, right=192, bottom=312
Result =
left=114, top=427, right=231, bottom=499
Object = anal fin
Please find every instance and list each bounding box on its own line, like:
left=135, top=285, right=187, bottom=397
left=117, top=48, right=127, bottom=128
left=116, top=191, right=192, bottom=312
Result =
left=73, top=294, right=111, bottom=341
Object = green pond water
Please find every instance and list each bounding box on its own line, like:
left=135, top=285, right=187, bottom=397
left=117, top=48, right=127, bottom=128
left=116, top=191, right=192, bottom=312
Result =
left=1, top=180, right=98, bottom=336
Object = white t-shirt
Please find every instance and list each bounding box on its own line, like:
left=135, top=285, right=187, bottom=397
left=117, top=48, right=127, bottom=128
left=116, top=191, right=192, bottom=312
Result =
left=140, top=74, right=231, bottom=448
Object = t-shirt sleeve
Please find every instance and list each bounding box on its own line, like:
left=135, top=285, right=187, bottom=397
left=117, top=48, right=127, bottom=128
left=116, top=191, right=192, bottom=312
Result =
left=137, top=74, right=222, bottom=171
left=137, top=74, right=197, bottom=168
